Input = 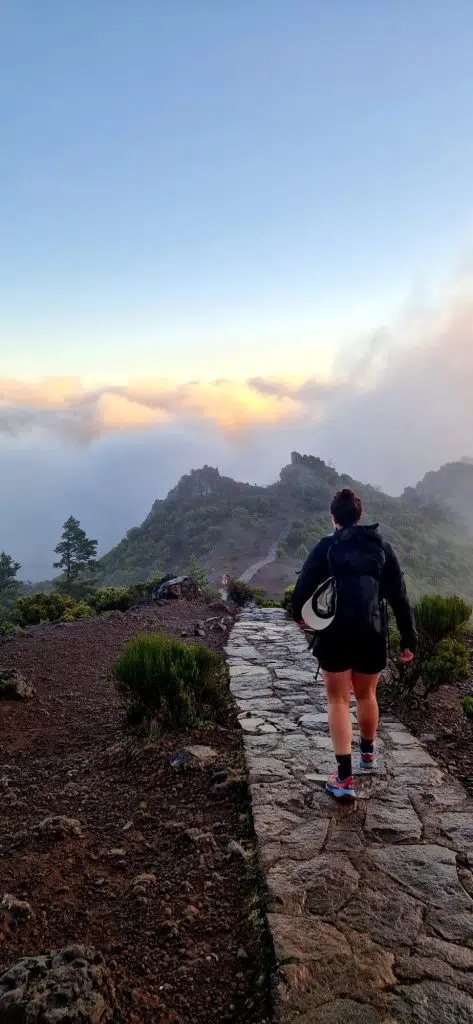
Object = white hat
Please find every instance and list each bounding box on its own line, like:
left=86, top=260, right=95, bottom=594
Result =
left=301, top=577, right=337, bottom=631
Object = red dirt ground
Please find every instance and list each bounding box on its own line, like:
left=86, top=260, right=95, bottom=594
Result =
left=0, top=601, right=273, bottom=1024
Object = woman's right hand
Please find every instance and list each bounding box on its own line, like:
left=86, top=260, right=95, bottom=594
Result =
left=400, top=649, right=414, bottom=664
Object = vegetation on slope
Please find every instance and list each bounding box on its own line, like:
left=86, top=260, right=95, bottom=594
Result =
left=404, top=458, right=473, bottom=537
left=97, top=453, right=473, bottom=601
left=4, top=453, right=473, bottom=603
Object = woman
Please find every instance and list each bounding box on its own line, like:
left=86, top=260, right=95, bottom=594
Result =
left=292, top=488, right=416, bottom=799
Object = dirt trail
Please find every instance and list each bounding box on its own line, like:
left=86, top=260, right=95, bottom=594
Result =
left=238, top=530, right=288, bottom=584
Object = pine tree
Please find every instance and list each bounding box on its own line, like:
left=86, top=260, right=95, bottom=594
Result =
left=0, top=551, right=22, bottom=615
left=54, top=517, right=98, bottom=590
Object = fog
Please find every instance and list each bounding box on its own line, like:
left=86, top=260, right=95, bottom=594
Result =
left=1, top=284, right=472, bottom=579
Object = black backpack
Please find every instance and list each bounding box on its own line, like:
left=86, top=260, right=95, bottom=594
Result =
left=327, top=525, right=386, bottom=634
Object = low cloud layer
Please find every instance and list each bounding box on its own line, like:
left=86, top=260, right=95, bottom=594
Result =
left=1, top=281, right=473, bottom=579
left=0, top=376, right=307, bottom=442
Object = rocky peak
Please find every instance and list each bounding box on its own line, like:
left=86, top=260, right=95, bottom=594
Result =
left=167, top=466, right=222, bottom=502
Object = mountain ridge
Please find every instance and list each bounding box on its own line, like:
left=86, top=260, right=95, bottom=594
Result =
left=97, top=454, right=473, bottom=601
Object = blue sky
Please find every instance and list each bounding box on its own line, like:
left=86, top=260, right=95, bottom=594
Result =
left=2, top=0, right=473, bottom=382
left=2, top=1, right=473, bottom=578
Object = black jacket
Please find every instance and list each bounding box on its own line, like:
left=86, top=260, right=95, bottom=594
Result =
left=292, top=525, right=417, bottom=651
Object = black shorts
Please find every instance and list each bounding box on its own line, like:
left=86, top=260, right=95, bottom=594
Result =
left=315, top=628, right=387, bottom=675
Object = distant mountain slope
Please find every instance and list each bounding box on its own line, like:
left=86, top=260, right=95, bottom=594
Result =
left=98, top=453, right=473, bottom=601
left=403, top=459, right=473, bottom=537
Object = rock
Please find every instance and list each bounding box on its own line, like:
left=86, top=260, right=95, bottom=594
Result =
left=157, top=576, right=199, bottom=601
left=182, top=828, right=217, bottom=851
left=209, top=769, right=248, bottom=798
left=420, top=733, right=437, bottom=743
left=271, top=914, right=394, bottom=1010
left=440, top=811, right=473, bottom=849
left=427, top=907, right=473, bottom=946
left=169, top=745, right=218, bottom=769
left=1, top=894, right=34, bottom=931
left=268, top=855, right=359, bottom=916
left=194, top=621, right=205, bottom=637
left=0, top=668, right=36, bottom=700
left=0, top=944, right=115, bottom=1022
left=38, top=816, right=83, bottom=838
left=369, top=844, right=472, bottom=911
left=339, top=886, right=423, bottom=948
left=365, top=800, right=422, bottom=842
left=289, top=999, right=382, bottom=1023
left=131, top=873, right=157, bottom=889
left=108, top=848, right=126, bottom=859
left=226, top=839, right=247, bottom=860
left=389, top=981, right=473, bottom=1023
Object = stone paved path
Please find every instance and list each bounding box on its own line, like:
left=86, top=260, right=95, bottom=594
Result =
left=226, top=607, right=473, bottom=1024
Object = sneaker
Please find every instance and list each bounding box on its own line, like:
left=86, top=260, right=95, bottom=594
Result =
left=359, top=744, right=377, bottom=771
left=325, top=772, right=356, bottom=800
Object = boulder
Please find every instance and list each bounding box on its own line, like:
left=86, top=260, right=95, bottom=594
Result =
left=0, top=945, right=115, bottom=1022
left=1, top=894, right=34, bottom=932
left=169, top=745, right=219, bottom=770
left=155, top=576, right=199, bottom=601
left=37, top=816, right=83, bottom=839
left=0, top=668, right=35, bottom=700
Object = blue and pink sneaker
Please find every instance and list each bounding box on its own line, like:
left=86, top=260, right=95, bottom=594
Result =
left=325, top=773, right=356, bottom=800
left=359, top=743, right=377, bottom=771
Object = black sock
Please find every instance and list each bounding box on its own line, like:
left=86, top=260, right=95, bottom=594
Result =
left=336, top=754, right=352, bottom=781
left=360, top=737, right=374, bottom=754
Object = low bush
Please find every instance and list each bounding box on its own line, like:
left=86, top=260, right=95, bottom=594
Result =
left=13, top=591, right=95, bottom=625
left=90, top=587, right=133, bottom=613
left=0, top=620, right=15, bottom=640
left=462, top=696, right=473, bottom=720
left=390, top=593, right=471, bottom=696
left=227, top=578, right=253, bottom=607
left=281, top=584, right=295, bottom=612
left=413, top=594, right=471, bottom=645
left=422, top=638, right=470, bottom=695
left=61, top=601, right=95, bottom=622
left=111, top=632, right=225, bottom=731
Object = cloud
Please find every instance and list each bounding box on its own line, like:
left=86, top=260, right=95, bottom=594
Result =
left=0, top=375, right=308, bottom=441
left=2, top=277, right=473, bottom=579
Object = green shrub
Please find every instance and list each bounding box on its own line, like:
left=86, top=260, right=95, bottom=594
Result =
left=227, top=578, right=253, bottom=607
left=111, top=632, right=225, bottom=731
left=462, top=696, right=473, bottom=720
left=90, top=587, right=133, bottom=613
left=126, top=581, right=149, bottom=603
left=422, top=638, right=470, bottom=695
left=390, top=593, right=471, bottom=696
left=281, top=584, right=295, bottom=612
left=62, top=601, right=94, bottom=621
left=413, top=595, right=471, bottom=645
left=14, top=591, right=75, bottom=625
left=0, top=620, right=15, bottom=639
left=13, top=591, right=94, bottom=625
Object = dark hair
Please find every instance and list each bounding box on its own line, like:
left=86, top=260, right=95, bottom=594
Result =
left=330, top=488, right=362, bottom=527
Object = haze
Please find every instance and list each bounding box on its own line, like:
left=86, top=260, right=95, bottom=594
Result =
left=1, top=2, right=472, bottom=579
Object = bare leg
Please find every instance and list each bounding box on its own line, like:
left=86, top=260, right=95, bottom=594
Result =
left=323, top=669, right=352, bottom=755
left=352, top=671, right=380, bottom=742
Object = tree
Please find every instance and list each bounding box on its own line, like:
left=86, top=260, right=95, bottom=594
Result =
left=0, top=551, right=22, bottom=615
left=188, top=555, right=208, bottom=589
left=54, top=517, right=98, bottom=591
